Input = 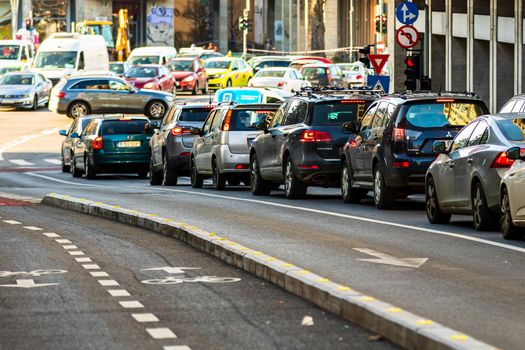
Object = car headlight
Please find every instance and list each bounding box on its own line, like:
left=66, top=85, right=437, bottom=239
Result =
left=215, top=74, right=224, bottom=78
left=182, top=75, right=195, bottom=82
left=144, top=82, right=156, bottom=89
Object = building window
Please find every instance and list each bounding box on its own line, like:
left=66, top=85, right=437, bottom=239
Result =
left=33, top=0, right=68, bottom=41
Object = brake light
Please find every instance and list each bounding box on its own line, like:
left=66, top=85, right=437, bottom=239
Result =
left=204, top=105, right=216, bottom=109
left=393, top=128, right=405, bottom=142
left=57, top=91, right=66, bottom=99
left=326, top=68, right=331, bottom=82
left=298, top=165, right=320, bottom=169
left=235, top=164, right=249, bottom=170
left=340, top=100, right=366, bottom=104
left=356, top=75, right=363, bottom=80
left=92, top=136, right=103, bottom=150
left=277, top=81, right=286, bottom=87
left=179, top=152, right=191, bottom=157
left=491, top=151, right=516, bottom=168
left=300, top=130, right=332, bottom=142
left=171, top=127, right=190, bottom=136
left=393, top=161, right=410, bottom=168
left=221, top=110, right=232, bottom=131
left=436, top=98, right=455, bottom=103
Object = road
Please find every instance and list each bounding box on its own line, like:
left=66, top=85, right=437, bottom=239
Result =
left=0, top=98, right=524, bottom=349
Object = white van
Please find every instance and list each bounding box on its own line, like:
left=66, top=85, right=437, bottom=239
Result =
left=127, top=46, right=177, bottom=66
left=32, top=32, right=109, bottom=84
left=0, top=40, right=35, bottom=75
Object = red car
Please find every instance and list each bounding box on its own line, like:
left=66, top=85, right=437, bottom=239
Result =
left=166, top=57, right=208, bottom=95
left=124, top=65, right=175, bottom=93
left=290, top=56, right=333, bottom=71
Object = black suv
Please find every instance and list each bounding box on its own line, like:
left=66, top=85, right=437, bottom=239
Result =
left=249, top=90, right=378, bottom=199
left=340, top=92, right=489, bottom=209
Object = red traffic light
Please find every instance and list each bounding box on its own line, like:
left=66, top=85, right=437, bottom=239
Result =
left=405, top=58, right=415, bottom=67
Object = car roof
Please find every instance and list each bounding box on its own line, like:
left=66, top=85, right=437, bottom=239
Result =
left=179, top=103, right=217, bottom=109
left=256, top=67, right=292, bottom=71
left=95, top=114, right=149, bottom=121
left=129, top=64, right=162, bottom=68
left=224, top=103, right=282, bottom=110
left=2, top=71, right=36, bottom=76
left=301, top=63, right=332, bottom=68
left=482, top=113, right=525, bottom=121
left=378, top=92, right=483, bottom=103
left=168, top=57, right=196, bottom=62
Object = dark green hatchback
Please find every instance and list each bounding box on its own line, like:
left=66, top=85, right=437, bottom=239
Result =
left=70, top=115, right=154, bottom=179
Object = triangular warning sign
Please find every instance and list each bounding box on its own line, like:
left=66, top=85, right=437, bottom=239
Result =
left=368, top=54, right=390, bottom=75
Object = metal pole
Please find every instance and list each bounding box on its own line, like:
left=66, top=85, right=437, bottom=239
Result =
left=515, top=0, right=523, bottom=95
left=305, top=0, right=309, bottom=53
left=289, top=0, right=292, bottom=52
left=467, top=0, right=474, bottom=91
left=424, top=0, right=430, bottom=77
left=243, top=0, right=250, bottom=58
left=297, top=0, right=300, bottom=51
left=445, top=0, right=452, bottom=90
left=489, top=0, right=497, bottom=113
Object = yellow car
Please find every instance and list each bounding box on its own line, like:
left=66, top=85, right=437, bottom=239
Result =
left=204, top=57, right=253, bottom=90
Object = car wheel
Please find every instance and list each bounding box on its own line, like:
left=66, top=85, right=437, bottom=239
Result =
left=32, top=94, right=38, bottom=110
left=71, top=156, right=82, bottom=178
left=341, top=161, right=365, bottom=203
left=500, top=187, right=523, bottom=240
left=69, top=102, right=89, bottom=119
left=61, top=154, right=70, bottom=173
left=472, top=182, right=496, bottom=231
left=250, top=155, right=272, bottom=195
left=425, top=177, right=451, bottom=224
left=201, top=81, right=208, bottom=94
left=147, top=101, right=167, bottom=119
left=84, top=156, right=96, bottom=179
left=226, top=79, right=232, bottom=87
left=162, top=154, right=178, bottom=186
left=149, top=159, right=163, bottom=185
left=373, top=167, right=394, bottom=209
left=284, top=157, right=307, bottom=199
left=212, top=159, right=226, bottom=190
left=192, top=81, right=198, bottom=95
left=190, top=157, right=203, bottom=188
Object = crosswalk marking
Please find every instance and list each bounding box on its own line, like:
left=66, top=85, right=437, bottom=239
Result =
left=9, top=159, right=33, bottom=166
left=43, top=158, right=61, bottom=165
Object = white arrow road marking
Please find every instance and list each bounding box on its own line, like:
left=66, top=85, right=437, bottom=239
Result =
left=141, top=267, right=201, bottom=274
left=353, top=248, right=428, bottom=268
left=0, top=279, right=59, bottom=288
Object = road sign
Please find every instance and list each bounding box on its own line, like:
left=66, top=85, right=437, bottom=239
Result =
left=396, top=1, right=419, bottom=25
left=368, top=54, right=390, bottom=75
left=396, top=25, right=420, bottom=49
left=367, top=75, right=390, bottom=93
left=354, top=248, right=428, bottom=268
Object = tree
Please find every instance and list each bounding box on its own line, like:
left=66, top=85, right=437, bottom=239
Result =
left=310, top=0, right=325, bottom=50
left=182, top=0, right=212, bottom=45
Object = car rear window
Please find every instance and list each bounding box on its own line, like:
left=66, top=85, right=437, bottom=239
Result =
left=301, top=67, right=327, bottom=79
left=180, top=108, right=213, bottom=122
left=230, top=109, right=277, bottom=131
left=101, top=120, right=148, bottom=135
left=404, top=102, right=486, bottom=128
left=313, top=101, right=370, bottom=126
left=496, top=118, right=525, bottom=141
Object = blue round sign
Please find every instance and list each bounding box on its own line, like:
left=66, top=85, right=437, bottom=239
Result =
left=396, top=1, right=419, bottom=25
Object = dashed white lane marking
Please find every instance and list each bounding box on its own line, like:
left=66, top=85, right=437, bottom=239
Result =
left=146, top=328, right=177, bottom=339
left=164, top=346, right=192, bottom=350
left=43, top=158, right=61, bottom=165
left=3, top=220, right=21, bottom=224
left=108, top=289, right=131, bottom=297
left=9, top=159, right=33, bottom=166
left=90, top=271, right=109, bottom=277
left=131, top=313, right=159, bottom=322
left=69, top=251, right=85, bottom=256
left=62, top=245, right=78, bottom=250
left=75, top=257, right=92, bottom=262
left=98, top=280, right=119, bottom=286
left=82, top=264, right=100, bottom=270
left=23, top=226, right=42, bottom=231
left=43, top=232, right=60, bottom=238
left=119, top=301, right=144, bottom=309
left=55, top=239, right=71, bottom=244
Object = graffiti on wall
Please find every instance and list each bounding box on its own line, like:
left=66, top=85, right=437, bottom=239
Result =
left=146, top=6, right=175, bottom=46
left=0, top=1, right=11, bottom=40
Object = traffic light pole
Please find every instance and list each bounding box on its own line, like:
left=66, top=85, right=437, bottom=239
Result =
left=242, top=0, right=250, bottom=59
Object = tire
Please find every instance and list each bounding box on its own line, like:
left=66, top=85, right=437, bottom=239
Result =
left=250, top=155, right=272, bottom=195
left=84, top=156, right=96, bottom=179
left=162, top=154, right=178, bottom=186
left=32, top=94, right=38, bottom=110
left=373, top=167, right=394, bottom=209
left=472, top=182, right=496, bottom=231
left=69, top=101, right=89, bottom=119
left=341, top=160, right=366, bottom=203
left=192, top=81, right=198, bottom=95
left=425, top=177, right=451, bottom=224
left=284, top=157, right=307, bottom=199
left=146, top=100, right=167, bottom=119
left=227, top=178, right=241, bottom=186
left=500, top=187, right=523, bottom=240
left=71, top=156, right=82, bottom=178
left=201, top=81, right=208, bottom=94
left=190, top=157, right=203, bottom=188
left=212, top=159, right=226, bottom=190
left=149, top=159, right=163, bottom=185
left=61, top=153, right=70, bottom=173
left=226, top=79, right=232, bottom=87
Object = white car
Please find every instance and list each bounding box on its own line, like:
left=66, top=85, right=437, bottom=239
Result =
left=248, top=67, right=310, bottom=92
left=500, top=146, right=525, bottom=240
left=337, top=62, right=368, bottom=87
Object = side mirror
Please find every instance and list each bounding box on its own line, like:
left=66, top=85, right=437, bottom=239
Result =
left=432, top=141, right=447, bottom=154
left=506, top=147, right=522, bottom=160
left=146, top=121, right=160, bottom=134
left=59, top=129, right=68, bottom=136
left=232, top=66, right=238, bottom=71
left=70, top=132, right=80, bottom=139
left=256, top=120, right=269, bottom=133
left=341, top=122, right=356, bottom=134
left=190, top=127, right=202, bottom=136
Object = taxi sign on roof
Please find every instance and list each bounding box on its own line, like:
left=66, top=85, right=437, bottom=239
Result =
left=215, top=89, right=264, bottom=104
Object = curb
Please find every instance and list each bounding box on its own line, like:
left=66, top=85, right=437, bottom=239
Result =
left=42, top=193, right=498, bottom=350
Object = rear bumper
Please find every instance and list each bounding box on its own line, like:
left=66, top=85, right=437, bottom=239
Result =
left=294, top=160, right=340, bottom=186
left=217, top=145, right=250, bottom=173
left=382, top=156, right=435, bottom=192
left=92, top=153, right=150, bottom=172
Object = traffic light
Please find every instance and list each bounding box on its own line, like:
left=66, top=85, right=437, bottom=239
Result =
left=375, top=15, right=387, bottom=34
left=238, top=16, right=248, bottom=31
left=359, top=45, right=372, bottom=68
left=404, top=54, right=421, bottom=91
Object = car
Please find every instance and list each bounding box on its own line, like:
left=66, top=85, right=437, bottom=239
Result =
left=190, top=103, right=281, bottom=190
left=49, top=76, right=174, bottom=119
left=249, top=91, right=377, bottom=198
left=337, top=62, right=369, bottom=87
left=149, top=103, right=217, bottom=186
left=65, top=70, right=118, bottom=78
left=203, top=57, right=253, bottom=90
left=69, top=115, right=154, bottom=179
left=109, top=61, right=131, bottom=77
left=214, top=87, right=292, bottom=104
left=127, top=46, right=178, bottom=66
left=500, top=144, right=525, bottom=239
left=300, top=63, right=349, bottom=88
left=289, top=56, right=332, bottom=71
left=177, top=48, right=223, bottom=61
left=246, top=56, right=292, bottom=74
left=340, top=92, right=489, bottom=209
left=426, top=114, right=525, bottom=230
left=0, top=40, right=35, bottom=75
left=166, top=57, right=208, bottom=95
left=124, top=65, right=175, bottom=93
left=58, top=115, right=98, bottom=172
left=0, top=72, right=52, bottom=110
left=248, top=67, right=310, bottom=92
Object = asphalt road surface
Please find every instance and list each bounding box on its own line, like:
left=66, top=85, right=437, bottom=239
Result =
left=0, top=97, right=524, bottom=349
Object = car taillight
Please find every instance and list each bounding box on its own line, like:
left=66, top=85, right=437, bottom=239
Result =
left=393, top=161, right=410, bottom=168
left=326, top=68, right=331, bottom=82
left=57, top=91, right=66, bottom=99
left=392, top=128, right=406, bottom=142
left=221, top=110, right=232, bottom=131
left=299, top=130, right=332, bottom=143
left=235, top=164, right=249, bottom=170
left=356, top=75, right=363, bottom=80
left=92, top=136, right=103, bottom=150
left=171, top=127, right=190, bottom=136
left=277, top=81, right=286, bottom=87
left=491, top=151, right=517, bottom=168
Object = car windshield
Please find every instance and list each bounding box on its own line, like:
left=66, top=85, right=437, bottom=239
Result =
left=301, top=67, right=327, bottom=79
left=129, top=56, right=160, bottom=65
left=404, top=102, right=486, bottom=128
left=167, top=60, right=193, bottom=72
left=255, top=70, right=286, bottom=78
left=497, top=118, right=525, bottom=142
left=101, top=120, right=148, bottom=135
left=34, top=51, right=77, bottom=69
left=0, top=74, right=34, bottom=85
left=109, top=63, right=125, bottom=74
left=230, top=109, right=277, bottom=131
left=314, top=101, right=371, bottom=126
left=204, top=60, right=231, bottom=69
left=339, top=64, right=360, bottom=72
left=0, top=45, right=20, bottom=60
left=180, top=108, right=213, bottom=122
left=125, top=67, right=159, bottom=78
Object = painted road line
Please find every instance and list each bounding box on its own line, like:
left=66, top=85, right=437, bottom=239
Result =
left=68, top=251, right=85, bottom=256
left=98, top=280, right=119, bottom=286
left=75, top=257, right=92, bottom=262
left=62, top=245, right=78, bottom=250
left=164, top=346, right=192, bottom=350
left=25, top=173, right=102, bottom=187
left=23, top=226, right=42, bottom=231
left=0, top=127, right=61, bottom=161
left=3, top=220, right=21, bottom=224
left=55, top=239, right=71, bottom=244
left=90, top=271, right=109, bottom=277
left=43, top=232, right=60, bottom=238
left=131, top=313, right=159, bottom=322
left=146, top=328, right=177, bottom=339
left=82, top=264, right=100, bottom=270
left=9, top=159, right=34, bottom=166
left=43, top=158, right=61, bottom=165
left=108, top=289, right=131, bottom=297
left=119, top=301, right=144, bottom=309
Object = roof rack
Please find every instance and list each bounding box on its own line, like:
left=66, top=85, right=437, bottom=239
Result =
left=390, top=90, right=481, bottom=99
left=295, top=85, right=383, bottom=98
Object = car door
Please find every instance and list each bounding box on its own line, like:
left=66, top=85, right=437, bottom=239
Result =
left=151, top=106, right=177, bottom=168
left=194, top=110, right=217, bottom=171
left=74, top=120, right=97, bottom=170
left=108, top=79, right=136, bottom=112
left=73, top=79, right=112, bottom=113
left=38, top=74, right=51, bottom=101
left=257, top=101, right=289, bottom=179
left=362, top=102, right=388, bottom=180
left=62, top=118, right=79, bottom=165
left=352, top=103, right=378, bottom=180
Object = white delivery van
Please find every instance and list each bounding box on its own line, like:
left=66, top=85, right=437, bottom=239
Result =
left=32, top=32, right=109, bottom=84
left=127, top=46, right=177, bottom=66
left=0, top=40, right=35, bottom=75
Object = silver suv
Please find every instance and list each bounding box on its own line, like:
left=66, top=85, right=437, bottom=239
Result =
left=190, top=103, right=280, bottom=190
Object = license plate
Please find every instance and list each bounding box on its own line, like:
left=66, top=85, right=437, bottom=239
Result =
left=1, top=99, right=15, bottom=104
left=117, top=141, right=141, bottom=148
